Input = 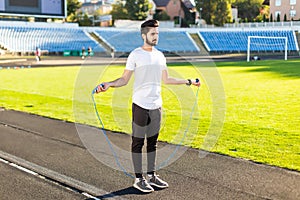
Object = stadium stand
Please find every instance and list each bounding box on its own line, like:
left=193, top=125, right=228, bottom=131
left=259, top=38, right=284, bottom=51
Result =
left=158, top=31, right=200, bottom=53
left=198, top=29, right=299, bottom=52
left=93, top=29, right=142, bottom=53
left=0, top=20, right=299, bottom=56
left=0, top=21, right=105, bottom=54
left=93, top=28, right=200, bottom=53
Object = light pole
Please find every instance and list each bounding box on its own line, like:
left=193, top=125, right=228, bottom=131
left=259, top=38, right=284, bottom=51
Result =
left=198, top=0, right=203, bottom=27
left=92, top=1, right=97, bottom=26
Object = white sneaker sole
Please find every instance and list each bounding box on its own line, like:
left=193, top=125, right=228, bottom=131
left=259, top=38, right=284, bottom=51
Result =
left=133, top=183, right=154, bottom=193
left=149, top=182, right=169, bottom=188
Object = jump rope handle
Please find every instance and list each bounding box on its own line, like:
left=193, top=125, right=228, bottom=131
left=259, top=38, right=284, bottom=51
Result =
left=92, top=83, right=105, bottom=94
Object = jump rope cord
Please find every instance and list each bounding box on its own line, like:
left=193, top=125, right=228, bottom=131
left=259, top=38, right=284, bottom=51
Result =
left=91, top=82, right=200, bottom=179
left=91, top=92, right=135, bottom=179
left=156, top=86, right=200, bottom=170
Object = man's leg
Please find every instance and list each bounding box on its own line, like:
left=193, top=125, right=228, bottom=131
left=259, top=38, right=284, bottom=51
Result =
left=146, top=108, right=161, bottom=175
left=131, top=103, right=154, bottom=192
left=146, top=133, right=159, bottom=175
left=131, top=103, right=150, bottom=178
left=146, top=108, right=168, bottom=189
left=131, top=136, right=144, bottom=178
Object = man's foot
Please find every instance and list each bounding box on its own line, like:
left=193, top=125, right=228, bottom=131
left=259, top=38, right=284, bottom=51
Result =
left=148, top=174, right=169, bottom=188
left=133, top=177, right=154, bottom=193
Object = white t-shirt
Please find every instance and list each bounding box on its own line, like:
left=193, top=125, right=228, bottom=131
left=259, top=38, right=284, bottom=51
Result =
left=126, top=47, right=167, bottom=110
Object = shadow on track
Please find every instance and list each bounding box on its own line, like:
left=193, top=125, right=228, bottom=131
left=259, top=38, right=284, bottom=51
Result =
left=85, top=186, right=167, bottom=199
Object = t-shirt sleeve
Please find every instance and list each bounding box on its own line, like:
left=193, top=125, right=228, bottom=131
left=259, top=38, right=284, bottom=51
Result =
left=125, top=51, right=135, bottom=71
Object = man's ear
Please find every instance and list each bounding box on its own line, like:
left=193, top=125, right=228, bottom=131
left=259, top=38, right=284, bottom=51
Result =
left=141, top=33, right=146, bottom=41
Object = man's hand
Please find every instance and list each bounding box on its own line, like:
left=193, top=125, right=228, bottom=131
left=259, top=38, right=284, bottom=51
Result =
left=192, top=78, right=201, bottom=87
left=95, top=83, right=109, bottom=93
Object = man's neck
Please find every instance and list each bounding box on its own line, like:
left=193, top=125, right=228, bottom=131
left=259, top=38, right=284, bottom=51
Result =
left=142, top=45, right=153, bottom=52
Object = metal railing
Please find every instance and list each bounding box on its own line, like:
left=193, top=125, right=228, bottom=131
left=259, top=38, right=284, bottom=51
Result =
left=191, top=21, right=300, bottom=30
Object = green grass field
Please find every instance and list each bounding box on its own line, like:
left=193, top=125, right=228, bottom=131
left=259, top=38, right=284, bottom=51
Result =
left=0, top=59, right=299, bottom=171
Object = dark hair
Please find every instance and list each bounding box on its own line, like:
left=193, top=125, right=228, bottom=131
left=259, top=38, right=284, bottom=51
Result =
left=141, top=19, right=159, bottom=35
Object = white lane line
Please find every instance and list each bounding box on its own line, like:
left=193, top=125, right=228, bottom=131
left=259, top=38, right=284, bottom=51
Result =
left=0, top=150, right=126, bottom=200
left=0, top=157, right=9, bottom=164
left=82, top=192, right=101, bottom=200
left=9, top=163, right=39, bottom=176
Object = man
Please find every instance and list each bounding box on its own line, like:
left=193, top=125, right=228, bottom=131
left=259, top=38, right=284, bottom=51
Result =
left=35, top=47, right=41, bottom=62
left=81, top=46, right=86, bottom=59
left=95, top=19, right=200, bottom=193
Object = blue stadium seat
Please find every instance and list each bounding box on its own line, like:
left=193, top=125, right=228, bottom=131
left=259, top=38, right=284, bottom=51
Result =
left=0, top=24, right=105, bottom=53
left=94, top=29, right=199, bottom=53
left=94, top=30, right=141, bottom=52
left=199, top=30, right=298, bottom=52
left=0, top=21, right=298, bottom=55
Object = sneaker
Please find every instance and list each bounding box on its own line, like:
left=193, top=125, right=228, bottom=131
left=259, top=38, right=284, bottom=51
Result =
left=148, top=174, right=169, bottom=188
left=133, top=177, right=154, bottom=193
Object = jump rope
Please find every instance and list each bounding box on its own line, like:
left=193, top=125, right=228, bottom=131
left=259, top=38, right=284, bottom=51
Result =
left=91, top=79, right=200, bottom=179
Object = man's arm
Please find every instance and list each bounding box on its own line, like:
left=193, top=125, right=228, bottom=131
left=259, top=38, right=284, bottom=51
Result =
left=162, top=69, right=200, bottom=86
left=96, top=69, right=133, bottom=93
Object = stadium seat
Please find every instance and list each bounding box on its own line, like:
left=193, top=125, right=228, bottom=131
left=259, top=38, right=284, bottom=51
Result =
left=0, top=22, right=105, bottom=53
left=199, top=30, right=298, bottom=52
left=94, top=29, right=199, bottom=53
left=0, top=21, right=298, bottom=55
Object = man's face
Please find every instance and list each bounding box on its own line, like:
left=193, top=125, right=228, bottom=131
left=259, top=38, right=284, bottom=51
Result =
left=145, top=27, right=159, bottom=46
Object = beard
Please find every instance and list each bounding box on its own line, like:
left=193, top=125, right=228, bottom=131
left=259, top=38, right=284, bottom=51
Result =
left=146, top=37, right=158, bottom=46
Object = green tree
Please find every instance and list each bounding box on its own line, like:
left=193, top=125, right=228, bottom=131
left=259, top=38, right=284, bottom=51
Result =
left=125, top=0, right=149, bottom=20
left=110, top=3, right=128, bottom=20
left=195, top=0, right=231, bottom=26
left=276, top=13, right=280, bottom=22
left=270, top=13, right=273, bottom=22
left=213, top=0, right=230, bottom=26
left=195, top=0, right=268, bottom=25
left=78, top=13, right=92, bottom=26
left=232, top=0, right=263, bottom=22
left=255, top=13, right=263, bottom=22
left=67, top=0, right=81, bottom=22
left=195, top=0, right=217, bottom=25
left=154, top=10, right=171, bottom=21
left=263, top=14, right=267, bottom=22
left=284, top=14, right=287, bottom=22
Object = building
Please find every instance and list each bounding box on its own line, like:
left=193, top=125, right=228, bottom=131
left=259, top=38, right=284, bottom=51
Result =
left=79, top=0, right=112, bottom=26
left=267, top=0, right=299, bottom=21
left=153, top=0, right=196, bottom=20
left=80, top=1, right=112, bottom=16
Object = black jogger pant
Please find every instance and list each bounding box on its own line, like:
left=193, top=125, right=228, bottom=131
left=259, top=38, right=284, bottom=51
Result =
left=131, top=103, right=161, bottom=178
